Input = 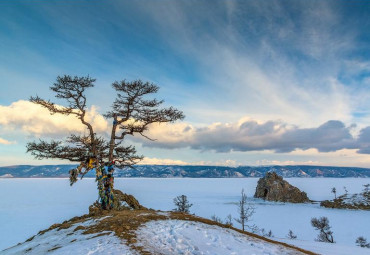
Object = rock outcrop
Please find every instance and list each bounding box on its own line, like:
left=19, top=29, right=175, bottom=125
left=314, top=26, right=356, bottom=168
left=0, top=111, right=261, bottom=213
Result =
left=112, top=189, right=145, bottom=210
left=254, top=172, right=309, bottom=203
left=320, top=190, right=370, bottom=210
left=89, top=189, right=146, bottom=215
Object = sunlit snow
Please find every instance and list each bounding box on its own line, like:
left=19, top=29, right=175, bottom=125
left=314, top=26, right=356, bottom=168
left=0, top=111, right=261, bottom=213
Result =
left=136, top=220, right=302, bottom=255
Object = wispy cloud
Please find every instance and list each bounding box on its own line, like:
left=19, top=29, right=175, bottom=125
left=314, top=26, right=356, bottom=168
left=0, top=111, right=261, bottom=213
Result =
left=127, top=0, right=366, bottom=127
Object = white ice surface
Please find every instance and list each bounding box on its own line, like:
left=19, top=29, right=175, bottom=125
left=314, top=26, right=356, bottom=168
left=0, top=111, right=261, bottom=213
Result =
left=279, top=238, right=370, bottom=255
left=1, top=178, right=370, bottom=254
left=2, top=217, right=136, bottom=255
left=135, top=219, right=302, bottom=255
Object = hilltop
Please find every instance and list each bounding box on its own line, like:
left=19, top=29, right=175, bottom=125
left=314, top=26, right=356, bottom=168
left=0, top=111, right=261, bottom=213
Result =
left=2, top=208, right=314, bottom=255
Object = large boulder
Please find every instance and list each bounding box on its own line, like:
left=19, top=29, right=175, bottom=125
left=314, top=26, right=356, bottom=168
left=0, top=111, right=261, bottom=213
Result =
left=254, top=172, right=309, bottom=203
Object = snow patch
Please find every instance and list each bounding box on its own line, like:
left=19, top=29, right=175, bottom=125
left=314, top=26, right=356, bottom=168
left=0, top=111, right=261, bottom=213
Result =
left=156, top=211, right=170, bottom=217
left=0, top=174, right=13, bottom=178
left=341, top=193, right=370, bottom=207
left=135, top=220, right=303, bottom=255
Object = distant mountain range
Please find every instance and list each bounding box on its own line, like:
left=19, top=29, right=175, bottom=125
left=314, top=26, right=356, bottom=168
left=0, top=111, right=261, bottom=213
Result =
left=1, top=164, right=370, bottom=178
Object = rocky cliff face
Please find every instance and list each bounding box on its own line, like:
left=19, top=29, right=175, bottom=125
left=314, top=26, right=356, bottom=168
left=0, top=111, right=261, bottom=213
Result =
left=254, top=172, right=309, bottom=203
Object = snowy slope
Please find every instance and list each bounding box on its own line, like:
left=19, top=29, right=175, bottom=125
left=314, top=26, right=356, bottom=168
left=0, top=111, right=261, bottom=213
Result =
left=2, top=215, right=310, bottom=255
left=2, top=217, right=136, bottom=255
left=6, top=208, right=368, bottom=255
left=135, top=220, right=304, bottom=255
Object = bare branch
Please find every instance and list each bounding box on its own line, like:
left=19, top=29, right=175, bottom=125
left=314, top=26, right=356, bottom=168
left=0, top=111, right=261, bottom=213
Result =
left=30, top=96, right=74, bottom=115
left=106, top=79, right=185, bottom=161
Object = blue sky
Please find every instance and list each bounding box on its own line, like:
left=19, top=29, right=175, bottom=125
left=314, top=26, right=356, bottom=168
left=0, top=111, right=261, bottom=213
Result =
left=1, top=0, right=370, bottom=167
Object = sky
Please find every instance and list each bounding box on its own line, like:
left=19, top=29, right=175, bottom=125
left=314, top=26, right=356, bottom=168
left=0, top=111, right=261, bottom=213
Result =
left=1, top=0, right=370, bottom=167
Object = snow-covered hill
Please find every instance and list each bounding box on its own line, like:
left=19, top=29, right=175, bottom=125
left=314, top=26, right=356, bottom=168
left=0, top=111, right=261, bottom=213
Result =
left=2, top=210, right=313, bottom=255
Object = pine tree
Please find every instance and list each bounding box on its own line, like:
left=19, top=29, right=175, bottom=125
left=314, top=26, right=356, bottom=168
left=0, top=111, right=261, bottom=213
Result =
left=27, top=75, right=184, bottom=210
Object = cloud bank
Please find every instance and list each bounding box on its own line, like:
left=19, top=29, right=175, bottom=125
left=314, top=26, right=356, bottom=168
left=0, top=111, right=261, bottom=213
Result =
left=2, top=100, right=370, bottom=156
left=135, top=118, right=370, bottom=154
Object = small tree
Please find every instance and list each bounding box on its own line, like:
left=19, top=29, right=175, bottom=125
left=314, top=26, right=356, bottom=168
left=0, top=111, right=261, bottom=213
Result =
left=287, top=229, right=297, bottom=239
left=331, top=187, right=337, bottom=199
left=173, top=195, right=192, bottom=213
left=260, top=228, right=274, bottom=237
left=311, top=217, right=335, bottom=243
left=356, top=236, right=370, bottom=248
left=266, top=230, right=274, bottom=238
left=211, top=214, right=223, bottom=224
left=363, top=184, right=370, bottom=194
left=235, top=189, right=255, bottom=231
left=343, top=186, right=348, bottom=195
left=27, top=75, right=184, bottom=210
left=225, top=214, right=233, bottom=227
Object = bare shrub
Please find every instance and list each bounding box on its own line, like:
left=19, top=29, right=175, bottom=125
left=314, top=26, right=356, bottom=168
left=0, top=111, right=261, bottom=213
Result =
left=311, top=217, right=335, bottom=243
left=173, top=195, right=192, bottom=213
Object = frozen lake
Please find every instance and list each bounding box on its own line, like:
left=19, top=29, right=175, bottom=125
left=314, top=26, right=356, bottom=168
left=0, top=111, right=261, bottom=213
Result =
left=1, top=178, right=370, bottom=252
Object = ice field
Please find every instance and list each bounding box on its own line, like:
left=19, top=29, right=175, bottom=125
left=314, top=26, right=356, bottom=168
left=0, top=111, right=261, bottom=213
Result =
left=1, top=178, right=369, bottom=253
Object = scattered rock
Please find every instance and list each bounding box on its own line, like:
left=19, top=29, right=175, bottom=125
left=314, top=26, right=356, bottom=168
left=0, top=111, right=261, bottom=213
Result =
left=254, top=172, right=309, bottom=203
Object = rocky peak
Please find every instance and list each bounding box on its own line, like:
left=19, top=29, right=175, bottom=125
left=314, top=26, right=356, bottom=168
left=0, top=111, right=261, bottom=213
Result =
left=254, top=172, right=309, bottom=203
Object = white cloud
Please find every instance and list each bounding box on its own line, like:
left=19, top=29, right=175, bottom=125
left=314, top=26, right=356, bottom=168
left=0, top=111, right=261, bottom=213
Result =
left=255, top=159, right=319, bottom=166
left=0, top=100, right=108, bottom=138
left=138, top=157, right=189, bottom=165
left=192, top=159, right=241, bottom=167
left=138, top=157, right=242, bottom=167
left=0, top=137, right=15, bottom=145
